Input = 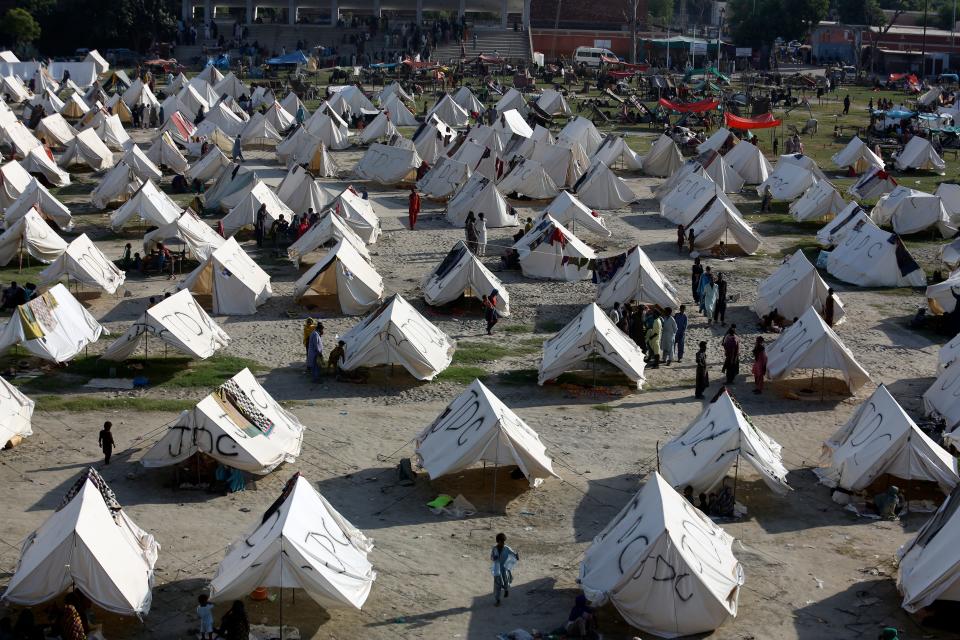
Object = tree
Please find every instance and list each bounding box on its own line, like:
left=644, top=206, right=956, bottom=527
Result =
left=1, top=8, right=40, bottom=50
left=33, top=0, right=178, bottom=55
left=934, top=0, right=956, bottom=30
left=836, top=0, right=885, bottom=25
left=648, top=0, right=675, bottom=23
left=727, top=0, right=828, bottom=46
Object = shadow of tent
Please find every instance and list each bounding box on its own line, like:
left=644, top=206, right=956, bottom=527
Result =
left=533, top=302, right=586, bottom=333
left=96, top=296, right=158, bottom=323
left=746, top=467, right=867, bottom=534
left=792, top=577, right=919, bottom=640
left=885, top=376, right=936, bottom=416
left=228, top=587, right=330, bottom=639
left=873, top=313, right=944, bottom=350
left=571, top=472, right=641, bottom=543
left=743, top=376, right=855, bottom=416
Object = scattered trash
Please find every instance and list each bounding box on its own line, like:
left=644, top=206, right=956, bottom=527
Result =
left=814, top=577, right=824, bottom=589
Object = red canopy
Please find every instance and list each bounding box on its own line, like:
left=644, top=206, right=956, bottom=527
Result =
left=608, top=70, right=639, bottom=79
left=619, top=61, right=650, bottom=71
left=724, top=112, right=782, bottom=129
left=658, top=97, right=720, bottom=112
left=600, top=54, right=621, bottom=64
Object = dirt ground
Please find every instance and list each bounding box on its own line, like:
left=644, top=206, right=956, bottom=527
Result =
left=0, top=126, right=954, bottom=640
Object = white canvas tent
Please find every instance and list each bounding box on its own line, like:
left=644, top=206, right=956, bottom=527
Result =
left=378, top=81, right=413, bottom=104
left=895, top=136, right=946, bottom=172
left=39, top=234, right=125, bottom=294
left=832, top=136, right=884, bottom=173
left=0, top=375, right=33, bottom=447
left=660, top=387, right=790, bottom=495
left=121, top=78, right=159, bottom=110
left=276, top=165, right=336, bottom=214
left=446, top=172, right=516, bottom=227
left=422, top=240, right=509, bottom=313
left=5, top=178, right=72, bottom=229
left=221, top=181, right=294, bottom=238
left=381, top=93, right=418, bottom=126
left=213, top=71, right=249, bottom=99
left=203, top=101, right=246, bottom=137
left=415, top=378, right=558, bottom=485
left=595, top=245, right=680, bottom=309
left=515, top=215, right=595, bottom=281
left=141, top=368, right=303, bottom=474
left=417, top=157, right=471, bottom=200
left=824, top=221, right=926, bottom=287
left=0, top=208, right=67, bottom=266
left=452, top=85, right=484, bottom=114
left=304, top=112, right=350, bottom=150
left=530, top=140, right=589, bottom=188
left=724, top=140, right=773, bottom=184
left=642, top=134, right=683, bottom=177
left=757, top=160, right=819, bottom=200
left=209, top=473, right=375, bottom=609
left=789, top=180, right=846, bottom=222
left=413, top=116, right=457, bottom=164
left=121, top=144, right=163, bottom=182
left=357, top=111, right=399, bottom=145
left=328, top=186, right=382, bottom=243
left=927, top=271, right=960, bottom=315
left=897, top=485, right=960, bottom=612
left=110, top=180, right=181, bottom=230
left=870, top=186, right=956, bottom=237
left=93, top=113, right=132, bottom=151
left=538, top=303, right=646, bottom=388
left=557, top=116, right=602, bottom=155
left=143, top=209, right=223, bottom=262
left=21, top=146, right=71, bottom=188
left=816, top=202, right=875, bottom=247
left=1, top=468, right=159, bottom=616
left=145, top=132, right=190, bottom=174
left=0, top=284, right=106, bottom=361
left=754, top=250, right=844, bottom=324
left=766, top=306, right=870, bottom=391
left=263, top=101, right=296, bottom=132
left=186, top=146, right=231, bottom=183
left=686, top=196, right=762, bottom=255
left=102, top=289, right=229, bottom=361
left=293, top=238, right=384, bottom=315
left=578, top=472, right=744, bottom=638
left=495, top=87, right=528, bottom=115
left=498, top=157, right=558, bottom=199
left=536, top=89, right=571, bottom=116
left=697, top=127, right=738, bottom=155
left=340, top=294, right=454, bottom=381
left=541, top=191, right=610, bottom=237
left=426, top=94, right=469, bottom=127
left=818, top=384, right=957, bottom=494
left=239, top=112, right=282, bottom=147
left=181, top=237, right=272, bottom=315
left=287, top=211, right=370, bottom=266
left=90, top=164, right=142, bottom=209
left=354, top=143, right=422, bottom=184
left=572, top=161, right=637, bottom=210
left=592, top=135, right=643, bottom=170
left=59, top=127, right=114, bottom=171
left=35, top=113, right=77, bottom=148
left=0, top=160, right=32, bottom=210
left=849, top=166, right=898, bottom=200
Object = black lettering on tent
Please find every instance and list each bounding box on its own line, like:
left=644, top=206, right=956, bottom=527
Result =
left=166, top=425, right=192, bottom=457
left=215, top=434, right=240, bottom=456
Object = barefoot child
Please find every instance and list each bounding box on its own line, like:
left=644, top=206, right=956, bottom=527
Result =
left=197, top=593, right=214, bottom=640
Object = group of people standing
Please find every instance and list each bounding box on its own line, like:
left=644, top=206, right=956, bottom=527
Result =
left=609, top=302, right=688, bottom=369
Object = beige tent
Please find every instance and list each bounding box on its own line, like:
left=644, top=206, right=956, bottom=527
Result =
left=181, top=237, right=272, bottom=315
left=39, top=233, right=125, bottom=294
left=4, top=178, right=73, bottom=230
left=35, top=113, right=77, bottom=148
left=59, top=128, right=114, bottom=171
left=0, top=208, right=68, bottom=266
left=293, top=238, right=384, bottom=315
left=287, top=210, right=370, bottom=266
left=832, top=136, right=884, bottom=173
left=422, top=240, right=510, bottom=313
left=90, top=164, right=142, bottom=209
left=110, top=180, right=181, bottom=230
left=145, top=132, right=190, bottom=174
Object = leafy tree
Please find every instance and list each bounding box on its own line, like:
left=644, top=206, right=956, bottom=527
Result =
left=836, top=0, right=886, bottom=25
left=648, top=0, right=675, bottom=23
left=934, top=0, right=957, bottom=30
left=0, top=8, right=40, bottom=49
left=33, top=0, right=178, bottom=55
left=728, top=0, right=827, bottom=45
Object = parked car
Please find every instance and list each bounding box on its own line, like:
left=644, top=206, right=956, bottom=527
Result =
left=105, top=48, right=142, bottom=66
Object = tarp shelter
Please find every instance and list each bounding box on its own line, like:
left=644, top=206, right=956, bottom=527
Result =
left=422, top=240, right=509, bottom=313
left=293, top=238, right=383, bottom=315
left=0, top=208, right=67, bottom=266
left=35, top=113, right=77, bottom=148
left=572, top=161, right=637, bottom=210
left=416, top=378, right=557, bottom=485
left=754, top=250, right=844, bottom=324
left=221, top=181, right=294, bottom=238
left=0, top=375, right=33, bottom=446
left=121, top=145, right=163, bottom=182
left=871, top=186, right=956, bottom=237
left=660, top=388, right=790, bottom=494
left=579, top=472, right=743, bottom=638
left=340, top=293, right=454, bottom=380
left=495, top=88, right=528, bottom=115
left=328, top=186, right=382, bottom=243
left=539, top=303, right=646, bottom=387
left=146, top=132, right=190, bottom=174
left=724, top=140, right=772, bottom=184
left=697, top=128, right=738, bottom=154
left=110, top=180, right=181, bottom=230
left=446, top=172, right=517, bottom=227
left=848, top=167, right=898, bottom=201
left=818, top=384, right=957, bottom=494
left=824, top=222, right=926, bottom=287
left=142, top=366, right=302, bottom=475
left=354, top=143, right=422, bottom=185
left=498, top=157, right=559, bottom=199
left=897, top=484, right=960, bottom=612
left=209, top=473, right=375, bottom=609
left=724, top=112, right=781, bottom=129
left=789, top=181, right=846, bottom=222
left=20, top=146, right=71, bottom=188
left=452, top=85, right=484, bottom=114
left=90, top=164, right=142, bottom=209
left=536, top=89, right=571, bottom=116
left=1, top=468, right=159, bottom=616
left=0, top=160, right=32, bottom=210
left=0, top=283, right=105, bottom=362
left=39, top=234, right=125, bottom=294
left=595, top=245, right=680, bottom=309
left=102, top=289, right=229, bottom=361
left=592, top=135, right=643, bottom=170
left=5, top=178, right=72, bottom=229
left=642, top=134, right=683, bottom=177
left=287, top=210, right=370, bottom=265
left=816, top=202, right=875, bottom=246
left=832, top=136, right=884, bottom=173
left=143, top=209, right=223, bottom=262
left=181, top=237, right=272, bottom=315
left=685, top=196, right=760, bottom=254
left=542, top=191, right=610, bottom=237
left=428, top=94, right=470, bottom=127
left=895, top=136, right=946, bottom=172
left=59, top=128, right=114, bottom=171
left=515, top=215, right=595, bottom=281
left=418, top=157, right=471, bottom=200
left=757, top=161, right=818, bottom=201
left=766, top=306, right=870, bottom=391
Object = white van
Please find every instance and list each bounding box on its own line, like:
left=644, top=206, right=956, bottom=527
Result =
left=574, top=46, right=617, bottom=67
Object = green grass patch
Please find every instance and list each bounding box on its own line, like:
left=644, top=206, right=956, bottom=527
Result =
left=501, top=324, right=533, bottom=334
left=497, top=368, right=539, bottom=386
left=592, top=404, right=615, bottom=412
left=776, top=240, right=822, bottom=260
left=453, top=342, right=514, bottom=364
left=49, top=180, right=96, bottom=198
left=35, top=396, right=194, bottom=412
left=436, top=365, right=487, bottom=384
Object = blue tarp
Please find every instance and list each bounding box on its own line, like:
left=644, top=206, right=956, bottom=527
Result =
left=207, top=54, right=230, bottom=69
left=266, top=50, right=309, bottom=65
left=369, top=62, right=399, bottom=69
left=873, top=109, right=915, bottom=119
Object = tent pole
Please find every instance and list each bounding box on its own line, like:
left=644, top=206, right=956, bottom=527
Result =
left=491, top=426, right=500, bottom=513
left=655, top=440, right=660, bottom=473
left=733, top=450, right=740, bottom=504
left=279, top=536, right=284, bottom=640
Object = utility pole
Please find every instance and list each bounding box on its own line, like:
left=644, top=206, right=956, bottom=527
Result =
left=716, top=7, right=724, bottom=72
left=921, top=0, right=928, bottom=77
left=631, top=0, right=638, bottom=63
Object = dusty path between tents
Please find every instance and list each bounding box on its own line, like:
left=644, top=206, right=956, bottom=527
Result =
left=0, top=139, right=950, bottom=639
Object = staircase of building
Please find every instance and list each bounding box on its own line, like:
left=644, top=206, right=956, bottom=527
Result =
left=431, top=24, right=531, bottom=64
